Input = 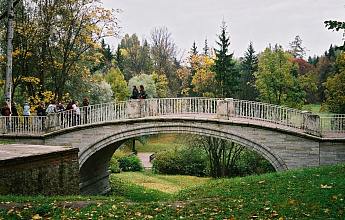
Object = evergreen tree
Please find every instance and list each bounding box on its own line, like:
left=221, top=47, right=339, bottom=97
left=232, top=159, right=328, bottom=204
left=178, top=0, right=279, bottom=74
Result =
left=203, top=38, right=210, bottom=57
left=190, top=41, right=198, bottom=57
left=187, top=41, right=199, bottom=96
left=213, top=21, right=239, bottom=98
left=92, top=39, right=113, bottom=73
left=239, top=42, right=259, bottom=101
left=327, top=44, right=336, bottom=59
left=288, top=35, right=306, bottom=59
left=115, top=46, right=124, bottom=73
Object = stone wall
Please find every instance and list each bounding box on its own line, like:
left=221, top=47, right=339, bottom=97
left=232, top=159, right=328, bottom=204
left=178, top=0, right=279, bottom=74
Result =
left=0, top=145, right=80, bottom=196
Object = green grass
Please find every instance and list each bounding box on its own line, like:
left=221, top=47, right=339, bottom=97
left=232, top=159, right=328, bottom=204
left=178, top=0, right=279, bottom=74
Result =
left=1, top=164, right=344, bottom=219
left=124, top=134, right=190, bottom=153
left=303, top=104, right=333, bottom=114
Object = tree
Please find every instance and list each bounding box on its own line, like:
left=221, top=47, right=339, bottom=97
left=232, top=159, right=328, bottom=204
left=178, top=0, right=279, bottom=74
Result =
left=152, top=72, right=168, bottom=98
left=120, top=34, right=153, bottom=80
left=213, top=21, right=239, bottom=98
left=191, top=54, right=216, bottom=97
left=323, top=52, right=345, bottom=113
left=187, top=41, right=199, bottom=96
left=203, top=38, right=210, bottom=57
left=150, top=27, right=180, bottom=97
left=238, top=41, right=258, bottom=101
left=288, top=35, right=306, bottom=59
left=315, top=54, right=337, bottom=102
left=190, top=41, right=198, bottom=57
left=291, top=58, right=314, bottom=76
left=324, top=20, right=345, bottom=51
left=19, top=0, right=119, bottom=101
left=255, top=46, right=304, bottom=108
left=105, top=67, right=128, bottom=101
left=115, top=46, right=124, bottom=72
left=193, top=136, right=245, bottom=178
left=127, top=74, right=157, bottom=99
left=5, top=0, right=14, bottom=107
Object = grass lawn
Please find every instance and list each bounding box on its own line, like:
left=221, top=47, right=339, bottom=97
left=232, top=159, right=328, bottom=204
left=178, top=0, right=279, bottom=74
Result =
left=123, top=133, right=191, bottom=153
left=303, top=104, right=333, bottom=114
left=1, top=164, right=344, bottom=219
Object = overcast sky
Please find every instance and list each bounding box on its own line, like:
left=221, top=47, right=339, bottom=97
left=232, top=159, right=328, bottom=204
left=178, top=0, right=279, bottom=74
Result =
left=102, top=0, right=345, bottom=59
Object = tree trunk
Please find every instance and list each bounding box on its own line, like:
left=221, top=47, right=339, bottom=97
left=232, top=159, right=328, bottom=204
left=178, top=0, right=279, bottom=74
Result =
left=5, top=0, right=14, bottom=107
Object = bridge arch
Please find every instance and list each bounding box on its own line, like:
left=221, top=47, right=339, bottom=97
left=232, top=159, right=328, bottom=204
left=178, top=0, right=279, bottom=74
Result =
left=72, top=118, right=290, bottom=195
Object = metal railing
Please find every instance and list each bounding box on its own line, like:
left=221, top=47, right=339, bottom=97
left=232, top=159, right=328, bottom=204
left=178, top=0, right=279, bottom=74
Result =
left=0, top=98, right=344, bottom=136
left=320, top=114, right=345, bottom=133
left=233, top=99, right=305, bottom=129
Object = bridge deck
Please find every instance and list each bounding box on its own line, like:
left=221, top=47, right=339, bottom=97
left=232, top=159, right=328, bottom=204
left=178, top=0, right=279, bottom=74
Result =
left=0, top=144, right=76, bottom=161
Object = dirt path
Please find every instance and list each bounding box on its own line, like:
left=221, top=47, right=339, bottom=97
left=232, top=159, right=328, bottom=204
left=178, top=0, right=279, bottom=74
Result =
left=137, top=153, right=153, bottom=169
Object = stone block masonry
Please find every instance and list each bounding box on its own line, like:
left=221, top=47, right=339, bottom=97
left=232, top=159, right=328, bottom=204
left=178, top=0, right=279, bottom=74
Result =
left=0, top=145, right=79, bottom=196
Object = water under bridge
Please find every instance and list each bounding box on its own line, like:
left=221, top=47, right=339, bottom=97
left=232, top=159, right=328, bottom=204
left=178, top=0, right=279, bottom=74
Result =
left=0, top=98, right=344, bottom=195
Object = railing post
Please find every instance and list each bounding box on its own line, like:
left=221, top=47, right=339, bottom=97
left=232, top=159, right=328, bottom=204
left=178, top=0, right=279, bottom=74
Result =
left=0, top=117, right=6, bottom=134
left=302, top=111, right=321, bottom=136
left=147, top=99, right=158, bottom=116
left=216, top=98, right=234, bottom=120
left=126, top=100, right=141, bottom=119
left=46, top=114, right=59, bottom=132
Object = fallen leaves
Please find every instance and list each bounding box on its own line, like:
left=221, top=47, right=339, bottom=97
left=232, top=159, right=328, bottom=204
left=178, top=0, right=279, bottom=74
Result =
left=320, top=184, right=333, bottom=189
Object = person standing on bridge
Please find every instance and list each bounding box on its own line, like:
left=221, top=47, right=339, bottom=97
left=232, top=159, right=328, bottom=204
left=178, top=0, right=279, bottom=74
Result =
left=46, top=100, right=57, bottom=114
left=36, top=101, right=46, bottom=130
left=130, top=85, right=139, bottom=99
left=72, top=100, right=80, bottom=126
left=11, top=102, right=18, bottom=131
left=23, top=102, right=30, bottom=130
left=1, top=103, right=11, bottom=130
left=66, top=100, right=73, bottom=127
left=57, top=101, right=65, bottom=128
left=82, top=97, right=90, bottom=124
left=139, top=85, right=147, bottom=100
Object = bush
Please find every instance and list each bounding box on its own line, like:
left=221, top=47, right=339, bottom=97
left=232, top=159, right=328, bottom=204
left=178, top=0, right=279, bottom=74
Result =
left=109, top=158, right=121, bottom=173
left=153, top=147, right=207, bottom=176
left=119, top=154, right=144, bottom=172
left=232, top=149, right=275, bottom=176
left=109, top=151, right=125, bottom=173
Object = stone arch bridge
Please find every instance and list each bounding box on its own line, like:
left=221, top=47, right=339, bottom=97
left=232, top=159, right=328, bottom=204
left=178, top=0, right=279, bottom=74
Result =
left=1, top=98, right=344, bottom=195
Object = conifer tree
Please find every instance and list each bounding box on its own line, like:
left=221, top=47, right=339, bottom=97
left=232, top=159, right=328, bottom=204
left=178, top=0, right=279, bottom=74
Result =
left=203, top=38, right=210, bottom=57
left=239, top=42, right=259, bottom=100
left=190, top=41, right=198, bottom=57
left=115, top=46, right=124, bottom=73
left=213, top=21, right=239, bottom=98
left=188, top=41, right=199, bottom=97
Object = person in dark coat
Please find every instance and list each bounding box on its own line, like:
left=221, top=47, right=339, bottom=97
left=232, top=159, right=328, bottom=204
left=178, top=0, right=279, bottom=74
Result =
left=11, top=102, right=18, bottom=130
left=57, top=101, right=65, bottom=128
left=66, top=100, right=73, bottom=127
left=82, top=97, right=90, bottom=124
left=36, top=101, right=46, bottom=130
left=139, top=85, right=147, bottom=100
left=1, top=104, right=11, bottom=130
left=130, top=85, right=139, bottom=99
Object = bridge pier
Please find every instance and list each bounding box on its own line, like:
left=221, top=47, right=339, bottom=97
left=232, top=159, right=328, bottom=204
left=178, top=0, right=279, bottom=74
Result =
left=79, top=141, right=125, bottom=195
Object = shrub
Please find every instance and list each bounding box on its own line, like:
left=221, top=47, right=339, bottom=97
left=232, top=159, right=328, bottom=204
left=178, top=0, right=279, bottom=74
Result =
left=232, top=149, right=275, bottom=176
left=153, top=147, right=207, bottom=176
left=109, top=151, right=125, bottom=173
left=109, top=158, right=121, bottom=173
left=119, top=154, right=144, bottom=172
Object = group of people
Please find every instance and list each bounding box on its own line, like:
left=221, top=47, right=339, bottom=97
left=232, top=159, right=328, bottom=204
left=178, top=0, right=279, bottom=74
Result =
left=130, top=85, right=147, bottom=100
left=1, top=97, right=90, bottom=131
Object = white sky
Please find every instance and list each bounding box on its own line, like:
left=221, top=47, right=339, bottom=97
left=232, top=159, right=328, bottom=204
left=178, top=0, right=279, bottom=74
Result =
left=102, top=0, right=345, bottom=59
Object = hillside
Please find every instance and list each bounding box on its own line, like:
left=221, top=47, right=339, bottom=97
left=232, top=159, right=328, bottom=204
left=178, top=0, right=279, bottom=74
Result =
left=0, top=164, right=344, bottom=219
